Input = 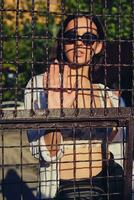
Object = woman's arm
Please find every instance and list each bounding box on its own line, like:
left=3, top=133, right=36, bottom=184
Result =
left=108, top=127, right=118, bottom=142
left=44, top=131, right=62, bottom=157
left=42, top=62, right=77, bottom=157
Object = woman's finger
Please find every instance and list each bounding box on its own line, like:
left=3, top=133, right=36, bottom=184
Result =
left=54, top=60, right=60, bottom=87
left=49, top=60, right=60, bottom=88
left=63, top=65, right=68, bottom=89
left=43, top=72, right=48, bottom=89
left=49, top=64, right=55, bottom=87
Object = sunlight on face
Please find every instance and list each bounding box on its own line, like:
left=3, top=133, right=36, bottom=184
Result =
left=64, top=17, right=99, bottom=65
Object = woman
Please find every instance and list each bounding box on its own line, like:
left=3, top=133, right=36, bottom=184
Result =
left=25, top=14, right=123, bottom=199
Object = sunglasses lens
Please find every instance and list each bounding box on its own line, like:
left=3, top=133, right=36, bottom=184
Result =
left=82, top=33, right=97, bottom=45
left=63, top=31, right=76, bottom=44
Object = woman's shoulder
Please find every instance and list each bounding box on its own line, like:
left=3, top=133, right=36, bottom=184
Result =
left=93, top=83, right=119, bottom=107
left=26, top=73, right=44, bottom=89
left=93, top=83, right=109, bottom=89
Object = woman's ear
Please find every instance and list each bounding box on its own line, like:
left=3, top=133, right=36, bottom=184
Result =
left=94, top=42, right=103, bottom=55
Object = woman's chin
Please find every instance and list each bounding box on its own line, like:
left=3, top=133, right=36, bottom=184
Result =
left=68, top=58, right=90, bottom=66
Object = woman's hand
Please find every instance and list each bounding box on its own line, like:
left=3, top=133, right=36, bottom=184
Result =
left=43, top=60, right=76, bottom=108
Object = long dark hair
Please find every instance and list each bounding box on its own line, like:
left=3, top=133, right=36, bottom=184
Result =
left=57, top=14, right=105, bottom=66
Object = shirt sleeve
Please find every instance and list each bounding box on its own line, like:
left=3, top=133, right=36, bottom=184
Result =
left=24, top=76, right=47, bottom=110
left=24, top=77, right=47, bottom=142
left=28, top=134, right=64, bottom=161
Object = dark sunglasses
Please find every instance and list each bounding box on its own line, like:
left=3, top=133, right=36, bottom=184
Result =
left=63, top=30, right=98, bottom=46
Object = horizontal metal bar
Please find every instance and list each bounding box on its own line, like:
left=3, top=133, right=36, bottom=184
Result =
left=0, top=109, right=131, bottom=129
left=0, top=122, right=122, bottom=129
left=1, top=108, right=132, bottom=120
left=0, top=8, right=132, bottom=17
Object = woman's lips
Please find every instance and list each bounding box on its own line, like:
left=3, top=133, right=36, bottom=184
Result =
left=76, top=50, right=84, bottom=57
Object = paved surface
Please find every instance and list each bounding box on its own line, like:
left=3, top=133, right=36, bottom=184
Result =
left=0, top=130, right=38, bottom=199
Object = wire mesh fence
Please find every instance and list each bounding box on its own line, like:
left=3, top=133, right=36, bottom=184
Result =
left=0, top=0, right=134, bottom=199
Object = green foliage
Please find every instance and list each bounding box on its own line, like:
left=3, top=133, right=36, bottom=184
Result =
left=2, top=22, right=54, bottom=101
left=64, top=0, right=132, bottom=39
left=64, top=0, right=89, bottom=12
left=2, top=0, right=132, bottom=101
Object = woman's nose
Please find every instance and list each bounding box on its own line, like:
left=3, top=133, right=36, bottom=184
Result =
left=76, top=39, right=84, bottom=46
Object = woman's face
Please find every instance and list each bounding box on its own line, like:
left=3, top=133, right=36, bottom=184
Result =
left=64, top=17, right=103, bottom=65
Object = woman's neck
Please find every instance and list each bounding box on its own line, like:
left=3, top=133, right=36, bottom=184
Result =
left=68, top=65, right=91, bottom=87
